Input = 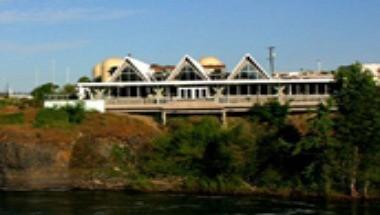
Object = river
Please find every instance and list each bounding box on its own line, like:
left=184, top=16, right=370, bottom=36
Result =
left=1, top=191, right=379, bottom=215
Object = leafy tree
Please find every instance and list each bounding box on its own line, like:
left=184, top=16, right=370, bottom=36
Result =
left=249, top=101, right=302, bottom=188
left=333, top=63, right=380, bottom=197
left=31, top=82, right=59, bottom=104
left=77, top=76, right=92, bottom=83
left=294, top=103, right=337, bottom=195
left=61, top=84, right=76, bottom=96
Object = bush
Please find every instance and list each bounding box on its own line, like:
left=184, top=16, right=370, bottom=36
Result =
left=33, top=103, right=86, bottom=128
left=62, top=103, right=86, bottom=124
left=0, top=112, right=25, bottom=125
left=34, top=108, right=70, bottom=128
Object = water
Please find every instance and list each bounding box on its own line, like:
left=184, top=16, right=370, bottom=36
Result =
left=0, top=191, right=379, bottom=215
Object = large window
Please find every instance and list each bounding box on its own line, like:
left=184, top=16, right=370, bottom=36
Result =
left=176, top=65, right=202, bottom=81
left=119, top=66, right=143, bottom=82
left=236, top=63, right=264, bottom=79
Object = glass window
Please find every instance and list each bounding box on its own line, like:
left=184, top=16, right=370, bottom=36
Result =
left=176, top=65, right=202, bottom=81
left=236, top=64, right=259, bottom=80
left=119, top=67, right=143, bottom=82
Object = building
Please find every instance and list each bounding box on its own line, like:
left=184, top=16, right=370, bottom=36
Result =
left=73, top=53, right=334, bottom=123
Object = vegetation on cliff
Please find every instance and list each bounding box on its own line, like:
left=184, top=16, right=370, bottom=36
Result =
left=1, top=63, right=380, bottom=199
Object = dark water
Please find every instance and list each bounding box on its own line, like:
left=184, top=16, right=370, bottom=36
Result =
left=0, top=191, right=379, bottom=215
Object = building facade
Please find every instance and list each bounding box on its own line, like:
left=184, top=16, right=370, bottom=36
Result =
left=76, top=54, right=335, bottom=122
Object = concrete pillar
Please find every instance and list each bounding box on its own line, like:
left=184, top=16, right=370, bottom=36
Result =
left=324, top=84, right=328, bottom=94
left=268, top=84, right=272, bottom=95
left=289, top=84, right=292, bottom=95
left=258, top=85, right=261, bottom=95
left=247, top=85, right=251, bottom=95
left=161, top=111, right=167, bottom=125
left=305, top=84, right=310, bottom=95
left=221, top=109, right=227, bottom=126
left=137, top=86, right=140, bottom=97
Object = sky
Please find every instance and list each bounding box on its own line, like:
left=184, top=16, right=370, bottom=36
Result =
left=0, top=0, right=379, bottom=92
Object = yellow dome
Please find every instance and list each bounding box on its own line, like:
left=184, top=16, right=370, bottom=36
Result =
left=100, top=57, right=124, bottom=82
left=199, top=56, right=224, bottom=67
left=92, top=63, right=102, bottom=79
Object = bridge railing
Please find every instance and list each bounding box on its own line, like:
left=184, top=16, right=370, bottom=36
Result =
left=105, top=94, right=330, bottom=106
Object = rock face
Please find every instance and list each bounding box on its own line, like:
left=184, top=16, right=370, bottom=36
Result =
left=0, top=135, right=153, bottom=191
left=0, top=114, right=160, bottom=191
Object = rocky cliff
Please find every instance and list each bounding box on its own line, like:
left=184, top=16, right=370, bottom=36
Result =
left=0, top=112, right=160, bottom=191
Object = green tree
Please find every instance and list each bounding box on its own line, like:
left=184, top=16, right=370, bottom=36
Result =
left=334, top=63, right=380, bottom=197
left=78, top=76, right=92, bottom=83
left=31, top=82, right=59, bottom=104
left=294, top=103, right=337, bottom=195
left=61, top=84, right=76, bottom=96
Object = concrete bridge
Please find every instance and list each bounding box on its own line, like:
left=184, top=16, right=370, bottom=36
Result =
left=105, top=94, right=331, bottom=125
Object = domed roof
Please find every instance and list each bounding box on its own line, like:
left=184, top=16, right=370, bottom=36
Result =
left=199, top=56, right=225, bottom=67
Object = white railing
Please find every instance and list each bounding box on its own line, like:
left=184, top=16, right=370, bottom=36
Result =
left=105, top=94, right=330, bottom=106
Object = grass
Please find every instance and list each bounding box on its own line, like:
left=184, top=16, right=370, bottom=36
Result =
left=0, top=112, right=25, bottom=125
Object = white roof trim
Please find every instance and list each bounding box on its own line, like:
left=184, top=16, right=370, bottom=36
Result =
left=228, top=53, right=271, bottom=80
left=167, top=55, right=210, bottom=81
left=109, top=56, right=154, bottom=82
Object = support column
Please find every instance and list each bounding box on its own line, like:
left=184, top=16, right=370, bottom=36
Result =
left=247, top=85, right=251, bottom=95
left=289, top=84, right=292, bottom=95
left=324, top=84, right=328, bottom=95
left=305, top=84, right=310, bottom=95
left=221, top=109, right=227, bottom=127
left=161, top=111, right=167, bottom=126
left=268, top=84, right=272, bottom=95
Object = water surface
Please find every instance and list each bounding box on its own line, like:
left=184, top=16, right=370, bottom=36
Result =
left=0, top=191, right=379, bottom=215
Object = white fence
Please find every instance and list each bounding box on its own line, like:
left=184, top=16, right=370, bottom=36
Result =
left=44, top=100, right=105, bottom=113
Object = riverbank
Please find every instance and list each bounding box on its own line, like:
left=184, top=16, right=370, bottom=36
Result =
left=1, top=100, right=380, bottom=201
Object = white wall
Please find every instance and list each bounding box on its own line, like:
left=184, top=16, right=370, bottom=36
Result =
left=44, top=100, right=105, bottom=113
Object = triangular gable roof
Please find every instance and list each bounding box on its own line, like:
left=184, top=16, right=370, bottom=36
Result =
left=109, top=56, right=154, bottom=82
left=167, top=55, right=210, bottom=81
left=227, top=53, right=271, bottom=80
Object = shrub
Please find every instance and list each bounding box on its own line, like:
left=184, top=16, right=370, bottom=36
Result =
left=0, top=112, right=25, bottom=125
left=62, top=103, right=86, bottom=124
left=33, top=108, right=69, bottom=128
left=33, top=103, right=86, bottom=128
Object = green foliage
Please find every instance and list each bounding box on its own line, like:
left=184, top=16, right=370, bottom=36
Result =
left=33, top=103, right=86, bottom=128
left=0, top=112, right=25, bottom=125
left=62, top=103, right=86, bottom=124
left=34, top=108, right=70, bottom=128
left=333, top=63, right=380, bottom=196
left=143, top=117, right=253, bottom=180
left=77, top=76, right=92, bottom=83
left=250, top=101, right=289, bottom=128
left=60, top=84, right=76, bottom=96
left=31, top=82, right=59, bottom=104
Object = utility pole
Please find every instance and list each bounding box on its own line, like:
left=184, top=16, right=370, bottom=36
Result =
left=268, top=46, right=276, bottom=75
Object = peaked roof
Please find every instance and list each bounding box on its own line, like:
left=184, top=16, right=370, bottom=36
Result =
left=227, top=53, right=271, bottom=80
left=167, top=55, right=210, bottom=81
left=109, top=56, right=154, bottom=82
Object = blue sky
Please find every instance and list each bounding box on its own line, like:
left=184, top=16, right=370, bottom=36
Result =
left=0, top=0, right=379, bottom=92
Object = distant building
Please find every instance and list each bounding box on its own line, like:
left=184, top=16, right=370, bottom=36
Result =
left=273, top=70, right=334, bottom=80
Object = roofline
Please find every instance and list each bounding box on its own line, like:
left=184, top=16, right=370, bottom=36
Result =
left=78, top=78, right=334, bottom=87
